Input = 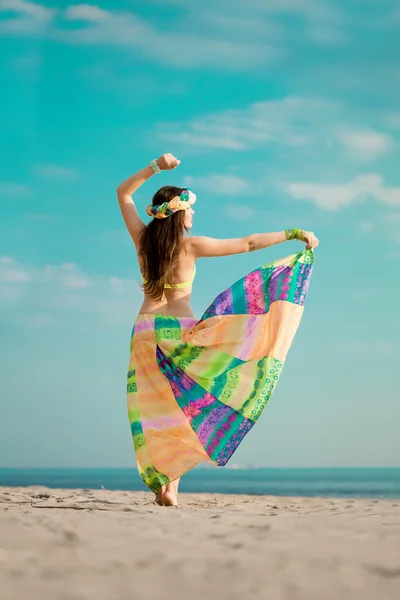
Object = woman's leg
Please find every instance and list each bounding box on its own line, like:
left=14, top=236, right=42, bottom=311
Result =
left=162, top=477, right=181, bottom=506
left=154, top=484, right=166, bottom=505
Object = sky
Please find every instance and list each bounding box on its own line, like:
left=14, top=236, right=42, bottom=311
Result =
left=0, top=0, right=399, bottom=470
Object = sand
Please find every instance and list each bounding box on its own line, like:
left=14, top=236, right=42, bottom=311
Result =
left=1, top=486, right=400, bottom=600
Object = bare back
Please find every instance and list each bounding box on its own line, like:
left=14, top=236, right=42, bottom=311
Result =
left=138, top=238, right=197, bottom=317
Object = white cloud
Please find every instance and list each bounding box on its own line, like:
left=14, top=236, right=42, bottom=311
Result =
left=200, top=13, right=282, bottom=40
left=243, top=0, right=337, bottom=19
left=64, top=4, right=108, bottom=22
left=0, top=256, right=29, bottom=282
left=284, top=174, right=400, bottom=211
left=0, top=0, right=352, bottom=72
left=0, top=0, right=55, bottom=34
left=1, top=2, right=278, bottom=68
left=183, top=174, right=251, bottom=196
left=162, top=132, right=246, bottom=151
left=33, top=164, right=79, bottom=182
left=285, top=180, right=362, bottom=211
left=58, top=4, right=275, bottom=70
left=380, top=188, right=400, bottom=207
left=157, top=96, right=334, bottom=150
left=336, top=129, right=393, bottom=160
left=146, top=0, right=346, bottom=45
left=40, top=262, right=91, bottom=291
left=0, top=0, right=51, bottom=19
left=65, top=272, right=89, bottom=289
left=383, top=211, right=400, bottom=222
left=0, top=255, right=141, bottom=329
left=156, top=97, right=399, bottom=160
left=0, top=182, right=30, bottom=196
left=109, top=276, right=126, bottom=294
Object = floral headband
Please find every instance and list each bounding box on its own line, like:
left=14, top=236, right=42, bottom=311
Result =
left=146, top=188, right=196, bottom=219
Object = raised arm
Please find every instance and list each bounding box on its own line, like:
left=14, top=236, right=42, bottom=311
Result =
left=189, top=229, right=319, bottom=259
left=116, top=166, right=153, bottom=246
left=116, top=154, right=181, bottom=246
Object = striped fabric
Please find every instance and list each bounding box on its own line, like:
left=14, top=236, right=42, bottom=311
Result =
left=127, top=248, right=314, bottom=492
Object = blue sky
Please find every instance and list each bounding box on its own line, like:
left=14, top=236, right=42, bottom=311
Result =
left=0, top=0, right=399, bottom=470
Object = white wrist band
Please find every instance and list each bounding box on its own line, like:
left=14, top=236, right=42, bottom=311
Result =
left=149, top=159, right=161, bottom=174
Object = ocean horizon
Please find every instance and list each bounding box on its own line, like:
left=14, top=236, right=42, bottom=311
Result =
left=1, top=467, right=399, bottom=499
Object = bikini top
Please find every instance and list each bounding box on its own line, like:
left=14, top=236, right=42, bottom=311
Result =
left=142, top=264, right=196, bottom=289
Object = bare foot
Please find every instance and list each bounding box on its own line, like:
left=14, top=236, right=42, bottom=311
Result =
left=154, top=485, right=166, bottom=506
left=162, top=490, right=178, bottom=507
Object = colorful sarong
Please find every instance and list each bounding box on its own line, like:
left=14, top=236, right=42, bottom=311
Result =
left=127, top=247, right=314, bottom=492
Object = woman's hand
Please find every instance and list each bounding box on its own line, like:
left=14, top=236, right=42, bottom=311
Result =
left=157, top=153, right=181, bottom=171
left=299, top=230, right=319, bottom=249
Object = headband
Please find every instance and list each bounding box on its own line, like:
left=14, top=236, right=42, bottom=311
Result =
left=146, top=188, right=196, bottom=219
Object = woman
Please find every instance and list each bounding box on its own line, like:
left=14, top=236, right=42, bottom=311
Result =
left=117, top=153, right=319, bottom=507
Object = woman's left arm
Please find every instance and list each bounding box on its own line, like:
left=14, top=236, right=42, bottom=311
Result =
left=116, top=166, right=155, bottom=246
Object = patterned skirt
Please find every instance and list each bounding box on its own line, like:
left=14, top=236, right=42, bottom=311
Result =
left=127, top=248, right=314, bottom=492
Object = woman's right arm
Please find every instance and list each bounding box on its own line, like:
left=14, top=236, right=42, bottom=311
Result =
left=189, top=230, right=318, bottom=258
left=116, top=153, right=180, bottom=246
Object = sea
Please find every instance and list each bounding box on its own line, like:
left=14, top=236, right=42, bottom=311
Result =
left=1, top=467, right=399, bottom=499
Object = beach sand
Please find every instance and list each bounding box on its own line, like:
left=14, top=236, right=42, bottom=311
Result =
left=1, top=486, right=400, bottom=600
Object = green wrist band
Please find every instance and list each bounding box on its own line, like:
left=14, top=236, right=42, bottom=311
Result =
left=286, top=228, right=301, bottom=240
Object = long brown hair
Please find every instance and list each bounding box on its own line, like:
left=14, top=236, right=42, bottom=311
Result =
left=139, top=186, right=189, bottom=301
